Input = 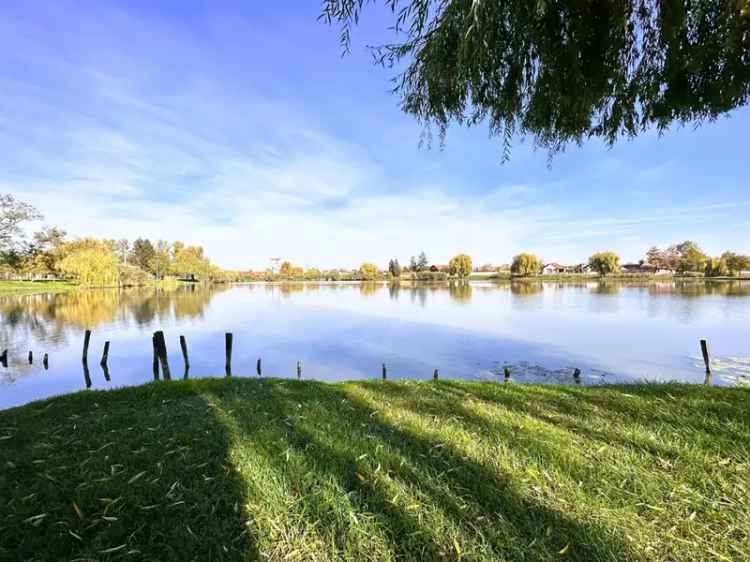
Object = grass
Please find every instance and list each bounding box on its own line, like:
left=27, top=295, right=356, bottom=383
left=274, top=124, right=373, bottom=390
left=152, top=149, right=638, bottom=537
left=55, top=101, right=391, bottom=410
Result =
left=1, top=379, right=748, bottom=561
left=0, top=278, right=193, bottom=296
left=0, top=280, right=77, bottom=295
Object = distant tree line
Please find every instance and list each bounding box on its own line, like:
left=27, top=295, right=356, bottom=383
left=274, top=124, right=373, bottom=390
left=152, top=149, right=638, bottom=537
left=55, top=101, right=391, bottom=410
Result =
left=0, top=194, right=228, bottom=286
left=510, top=241, right=750, bottom=278
left=5, top=195, right=748, bottom=285
left=256, top=252, right=475, bottom=283
left=646, top=241, right=750, bottom=276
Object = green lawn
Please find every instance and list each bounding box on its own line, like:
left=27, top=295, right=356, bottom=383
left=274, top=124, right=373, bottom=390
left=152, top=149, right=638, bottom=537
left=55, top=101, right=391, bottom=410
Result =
left=0, top=280, right=77, bottom=295
left=1, top=379, right=748, bottom=561
left=0, top=279, right=191, bottom=296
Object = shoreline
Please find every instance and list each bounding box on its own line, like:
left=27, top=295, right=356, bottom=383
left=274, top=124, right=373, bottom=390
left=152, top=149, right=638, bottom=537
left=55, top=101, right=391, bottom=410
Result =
left=4, top=275, right=748, bottom=295
left=0, top=278, right=195, bottom=296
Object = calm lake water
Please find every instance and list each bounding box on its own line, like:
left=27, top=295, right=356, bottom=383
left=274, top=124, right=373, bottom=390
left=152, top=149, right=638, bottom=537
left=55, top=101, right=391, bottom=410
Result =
left=1, top=280, right=749, bottom=409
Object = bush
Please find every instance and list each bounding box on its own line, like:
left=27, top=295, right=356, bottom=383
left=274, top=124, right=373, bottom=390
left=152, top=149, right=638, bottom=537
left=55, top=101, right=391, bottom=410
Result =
left=118, top=264, right=150, bottom=287
left=414, top=271, right=447, bottom=282
left=511, top=253, right=542, bottom=276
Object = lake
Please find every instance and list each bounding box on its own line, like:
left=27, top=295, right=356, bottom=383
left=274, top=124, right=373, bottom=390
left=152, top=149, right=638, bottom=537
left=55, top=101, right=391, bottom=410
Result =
left=1, top=280, right=749, bottom=409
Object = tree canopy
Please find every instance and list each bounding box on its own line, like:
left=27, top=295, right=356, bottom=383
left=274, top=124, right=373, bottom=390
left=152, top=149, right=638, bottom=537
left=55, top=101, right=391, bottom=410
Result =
left=647, top=241, right=708, bottom=273
left=58, top=239, right=119, bottom=287
left=721, top=251, right=750, bottom=274
left=449, top=253, right=472, bottom=278
left=0, top=194, right=42, bottom=252
left=511, top=253, right=542, bottom=276
left=388, top=258, right=402, bottom=278
left=323, top=0, right=750, bottom=158
left=588, top=251, right=621, bottom=276
left=360, top=262, right=380, bottom=280
left=130, top=238, right=156, bottom=274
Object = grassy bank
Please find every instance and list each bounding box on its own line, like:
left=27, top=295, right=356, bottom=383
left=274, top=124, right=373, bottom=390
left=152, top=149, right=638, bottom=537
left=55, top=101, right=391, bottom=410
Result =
left=0, top=279, right=193, bottom=296
left=0, top=280, right=78, bottom=295
left=1, top=379, right=748, bottom=561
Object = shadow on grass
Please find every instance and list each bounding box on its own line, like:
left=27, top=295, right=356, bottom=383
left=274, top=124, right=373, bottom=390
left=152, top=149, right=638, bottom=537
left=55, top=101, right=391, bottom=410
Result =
left=4, top=379, right=748, bottom=561
left=433, top=380, right=750, bottom=450
left=205, top=380, right=641, bottom=560
left=0, top=383, right=255, bottom=561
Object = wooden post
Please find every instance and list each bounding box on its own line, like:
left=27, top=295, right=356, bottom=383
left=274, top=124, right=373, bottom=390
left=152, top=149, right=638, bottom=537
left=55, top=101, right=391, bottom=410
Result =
left=573, top=368, right=581, bottom=384
left=100, top=341, right=111, bottom=382
left=82, top=330, right=91, bottom=388
left=433, top=368, right=439, bottom=381
left=82, top=362, right=92, bottom=389
left=28, top=351, right=33, bottom=365
left=179, top=335, right=190, bottom=379
left=297, top=360, right=302, bottom=380
left=225, top=333, right=233, bottom=377
left=82, top=330, right=91, bottom=364
left=0, top=349, right=7, bottom=367
left=153, top=331, right=171, bottom=380
left=700, top=339, right=711, bottom=385
left=100, top=341, right=110, bottom=367
left=256, top=357, right=262, bottom=376
left=152, top=335, right=160, bottom=380
left=504, top=367, right=511, bottom=382
left=42, top=353, right=49, bottom=370
left=382, top=363, right=387, bottom=380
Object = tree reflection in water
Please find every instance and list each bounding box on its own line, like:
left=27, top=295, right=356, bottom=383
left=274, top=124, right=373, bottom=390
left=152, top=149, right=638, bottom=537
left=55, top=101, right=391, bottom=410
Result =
left=0, top=284, right=228, bottom=351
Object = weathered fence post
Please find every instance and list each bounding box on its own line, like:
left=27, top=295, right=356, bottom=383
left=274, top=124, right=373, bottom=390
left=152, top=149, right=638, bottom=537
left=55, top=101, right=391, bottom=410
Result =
left=82, top=330, right=91, bottom=364
left=152, top=335, right=160, bottom=380
left=28, top=351, right=33, bottom=365
left=100, top=341, right=111, bottom=382
left=100, top=341, right=110, bottom=367
left=297, top=360, right=302, bottom=380
left=573, top=368, right=581, bottom=384
left=504, top=367, right=511, bottom=382
left=82, top=361, right=92, bottom=389
left=225, top=333, right=233, bottom=377
left=433, top=368, right=439, bottom=381
left=179, top=335, right=190, bottom=379
left=382, top=363, right=387, bottom=380
left=256, top=357, right=262, bottom=376
left=42, top=353, right=49, bottom=370
left=153, top=331, right=171, bottom=380
left=82, top=330, right=91, bottom=388
left=700, top=339, right=711, bottom=385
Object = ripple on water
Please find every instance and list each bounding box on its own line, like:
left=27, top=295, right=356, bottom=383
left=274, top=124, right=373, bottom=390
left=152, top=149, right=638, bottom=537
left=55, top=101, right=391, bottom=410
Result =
left=694, top=356, right=750, bottom=386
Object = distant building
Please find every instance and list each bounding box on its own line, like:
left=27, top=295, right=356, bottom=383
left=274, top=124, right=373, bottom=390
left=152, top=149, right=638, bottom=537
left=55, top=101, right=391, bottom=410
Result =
left=542, top=263, right=565, bottom=274
left=542, top=263, right=593, bottom=275
left=621, top=263, right=674, bottom=275
left=475, top=264, right=497, bottom=273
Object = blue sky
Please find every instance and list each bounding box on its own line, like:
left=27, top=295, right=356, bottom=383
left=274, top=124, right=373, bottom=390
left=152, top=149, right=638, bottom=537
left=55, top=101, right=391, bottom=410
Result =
left=2, top=1, right=749, bottom=269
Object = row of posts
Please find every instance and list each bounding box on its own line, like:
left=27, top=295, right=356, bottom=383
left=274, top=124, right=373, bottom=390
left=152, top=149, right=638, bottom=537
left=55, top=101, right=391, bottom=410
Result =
left=0, top=349, right=50, bottom=370
left=4, top=336, right=717, bottom=385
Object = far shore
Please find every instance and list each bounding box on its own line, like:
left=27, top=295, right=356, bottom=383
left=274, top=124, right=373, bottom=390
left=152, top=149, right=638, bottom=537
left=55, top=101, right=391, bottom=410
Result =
left=2, top=274, right=750, bottom=297
left=0, top=278, right=191, bottom=296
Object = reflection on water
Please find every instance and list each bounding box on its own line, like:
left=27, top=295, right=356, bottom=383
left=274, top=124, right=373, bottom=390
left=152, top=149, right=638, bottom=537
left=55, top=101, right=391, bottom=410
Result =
left=449, top=282, right=472, bottom=304
left=1, top=280, right=749, bottom=409
left=510, top=281, right=544, bottom=296
left=0, top=285, right=226, bottom=345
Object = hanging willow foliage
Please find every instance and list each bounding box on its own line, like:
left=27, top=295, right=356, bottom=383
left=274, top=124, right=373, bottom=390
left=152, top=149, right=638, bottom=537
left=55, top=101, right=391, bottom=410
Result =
left=322, top=0, right=750, bottom=158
